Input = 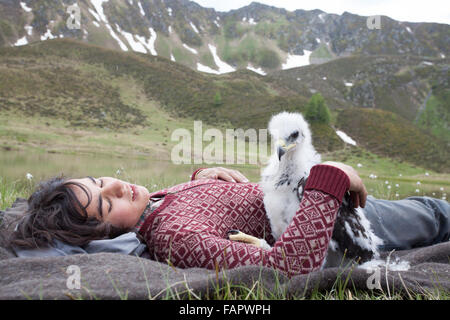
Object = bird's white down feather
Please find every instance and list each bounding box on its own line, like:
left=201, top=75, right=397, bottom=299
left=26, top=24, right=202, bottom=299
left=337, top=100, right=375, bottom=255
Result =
left=259, top=111, right=383, bottom=267
left=260, top=111, right=321, bottom=239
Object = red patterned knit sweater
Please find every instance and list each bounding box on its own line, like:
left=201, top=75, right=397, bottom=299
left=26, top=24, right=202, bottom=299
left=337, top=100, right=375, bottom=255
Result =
left=137, top=165, right=349, bottom=277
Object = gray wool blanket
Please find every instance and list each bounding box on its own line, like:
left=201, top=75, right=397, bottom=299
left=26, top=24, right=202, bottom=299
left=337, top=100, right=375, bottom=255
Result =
left=1, top=198, right=449, bottom=300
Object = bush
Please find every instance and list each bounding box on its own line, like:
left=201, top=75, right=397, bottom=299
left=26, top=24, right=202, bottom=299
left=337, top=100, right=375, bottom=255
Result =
left=304, top=93, right=331, bottom=124
left=214, top=91, right=222, bottom=106
left=256, top=49, right=280, bottom=69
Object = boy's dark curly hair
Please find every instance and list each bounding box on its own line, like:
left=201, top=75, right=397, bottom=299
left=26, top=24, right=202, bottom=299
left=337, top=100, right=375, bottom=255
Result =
left=9, top=176, right=129, bottom=249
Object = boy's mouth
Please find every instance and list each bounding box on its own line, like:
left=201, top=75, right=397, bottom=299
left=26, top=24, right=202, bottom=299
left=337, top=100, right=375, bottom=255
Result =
left=130, top=184, right=137, bottom=201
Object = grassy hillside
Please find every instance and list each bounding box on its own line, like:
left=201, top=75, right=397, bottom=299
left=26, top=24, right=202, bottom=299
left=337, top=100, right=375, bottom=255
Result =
left=269, top=55, right=449, bottom=122
left=416, top=87, right=450, bottom=144
left=336, top=108, right=449, bottom=172
left=0, top=39, right=313, bottom=134
left=0, top=39, right=448, bottom=172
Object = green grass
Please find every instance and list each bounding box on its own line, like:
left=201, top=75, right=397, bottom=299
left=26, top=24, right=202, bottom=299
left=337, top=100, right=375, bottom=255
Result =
left=1, top=173, right=448, bottom=302
left=336, top=108, right=450, bottom=172
left=310, top=44, right=334, bottom=60
left=326, top=147, right=449, bottom=200
left=417, top=89, right=450, bottom=144
left=270, top=54, right=448, bottom=123
left=1, top=144, right=448, bottom=300
left=0, top=177, right=32, bottom=211
left=0, top=10, right=449, bottom=301
left=0, top=40, right=448, bottom=172
left=10, top=236, right=446, bottom=300
left=97, top=261, right=449, bottom=300
left=218, top=33, right=281, bottom=69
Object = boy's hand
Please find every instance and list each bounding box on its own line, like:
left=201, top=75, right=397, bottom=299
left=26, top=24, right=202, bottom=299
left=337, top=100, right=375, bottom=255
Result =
left=195, top=167, right=249, bottom=183
left=322, top=161, right=368, bottom=208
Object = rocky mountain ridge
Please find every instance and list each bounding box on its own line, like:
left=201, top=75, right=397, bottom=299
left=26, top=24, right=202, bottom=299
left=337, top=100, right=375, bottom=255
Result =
left=1, top=0, right=448, bottom=74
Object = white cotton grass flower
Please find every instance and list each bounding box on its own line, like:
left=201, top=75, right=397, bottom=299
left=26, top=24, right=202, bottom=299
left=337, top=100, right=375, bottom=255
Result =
left=385, top=180, right=389, bottom=184
left=416, top=181, right=421, bottom=185
left=395, top=193, right=399, bottom=197
left=26, top=173, right=33, bottom=180
left=415, top=189, right=420, bottom=193
left=432, top=192, right=436, bottom=196
left=440, top=187, right=444, bottom=191
left=395, top=184, right=399, bottom=188
left=115, top=166, right=125, bottom=176
left=357, top=163, right=363, bottom=168
left=369, top=173, right=377, bottom=179
left=399, top=174, right=402, bottom=177
left=425, top=172, right=429, bottom=176
left=387, top=185, right=391, bottom=189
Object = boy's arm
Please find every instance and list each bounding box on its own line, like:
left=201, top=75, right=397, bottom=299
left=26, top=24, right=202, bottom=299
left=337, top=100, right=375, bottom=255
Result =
left=191, top=167, right=249, bottom=183
left=177, top=165, right=350, bottom=277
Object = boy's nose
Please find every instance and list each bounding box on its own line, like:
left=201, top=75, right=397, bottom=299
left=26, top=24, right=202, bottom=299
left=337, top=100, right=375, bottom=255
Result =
left=103, top=180, right=124, bottom=198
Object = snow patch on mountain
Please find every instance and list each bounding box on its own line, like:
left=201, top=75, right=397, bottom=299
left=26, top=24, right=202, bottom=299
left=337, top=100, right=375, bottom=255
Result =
left=20, top=2, right=32, bottom=12
left=88, top=8, right=101, bottom=22
left=183, top=43, right=198, bottom=55
left=246, top=64, right=266, bottom=76
left=90, top=0, right=109, bottom=23
left=106, top=24, right=128, bottom=51
left=41, top=29, right=56, bottom=41
left=190, top=22, right=199, bottom=34
left=14, top=36, right=28, bottom=46
left=90, top=1, right=129, bottom=51
left=318, top=13, right=326, bottom=22
left=24, top=26, right=33, bottom=36
left=134, top=28, right=157, bottom=56
left=282, top=50, right=312, bottom=70
left=208, top=44, right=235, bottom=73
left=336, top=130, right=357, bottom=146
left=138, top=1, right=145, bottom=16
left=117, top=25, right=147, bottom=53
left=197, top=62, right=219, bottom=74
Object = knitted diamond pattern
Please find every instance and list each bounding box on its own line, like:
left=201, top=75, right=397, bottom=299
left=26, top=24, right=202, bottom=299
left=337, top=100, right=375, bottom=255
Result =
left=139, top=177, right=341, bottom=277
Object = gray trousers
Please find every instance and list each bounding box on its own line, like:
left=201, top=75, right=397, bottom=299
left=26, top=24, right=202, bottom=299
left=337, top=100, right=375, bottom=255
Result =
left=364, top=196, right=450, bottom=251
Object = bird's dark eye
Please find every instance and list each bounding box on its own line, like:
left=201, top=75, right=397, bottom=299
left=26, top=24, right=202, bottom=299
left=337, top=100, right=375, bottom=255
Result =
left=290, top=131, right=299, bottom=139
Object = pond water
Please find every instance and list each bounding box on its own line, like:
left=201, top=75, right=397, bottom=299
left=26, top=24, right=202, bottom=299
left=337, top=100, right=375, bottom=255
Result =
left=0, top=149, right=262, bottom=190
left=1, top=149, right=446, bottom=201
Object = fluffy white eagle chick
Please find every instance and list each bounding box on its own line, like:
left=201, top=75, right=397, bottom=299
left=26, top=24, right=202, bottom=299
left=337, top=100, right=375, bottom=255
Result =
left=228, top=111, right=382, bottom=266
left=260, top=111, right=321, bottom=240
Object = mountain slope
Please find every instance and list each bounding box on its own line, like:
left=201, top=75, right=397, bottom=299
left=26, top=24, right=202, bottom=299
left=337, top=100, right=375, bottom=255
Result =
left=268, top=54, right=449, bottom=122
left=0, top=38, right=306, bottom=129
left=1, top=0, right=448, bottom=76
left=0, top=39, right=448, bottom=171
left=337, top=108, right=449, bottom=172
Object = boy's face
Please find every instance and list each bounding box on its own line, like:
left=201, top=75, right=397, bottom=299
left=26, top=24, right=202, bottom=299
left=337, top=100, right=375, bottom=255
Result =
left=69, top=176, right=150, bottom=229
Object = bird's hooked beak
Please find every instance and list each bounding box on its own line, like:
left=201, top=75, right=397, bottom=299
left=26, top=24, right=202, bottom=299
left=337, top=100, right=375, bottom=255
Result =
left=276, top=138, right=296, bottom=161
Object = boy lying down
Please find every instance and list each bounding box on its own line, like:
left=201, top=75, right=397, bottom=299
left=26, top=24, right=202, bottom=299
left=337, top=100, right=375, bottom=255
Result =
left=9, top=165, right=450, bottom=278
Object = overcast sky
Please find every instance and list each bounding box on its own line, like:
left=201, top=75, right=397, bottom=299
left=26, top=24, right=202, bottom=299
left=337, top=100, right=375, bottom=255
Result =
left=193, top=0, right=450, bottom=24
